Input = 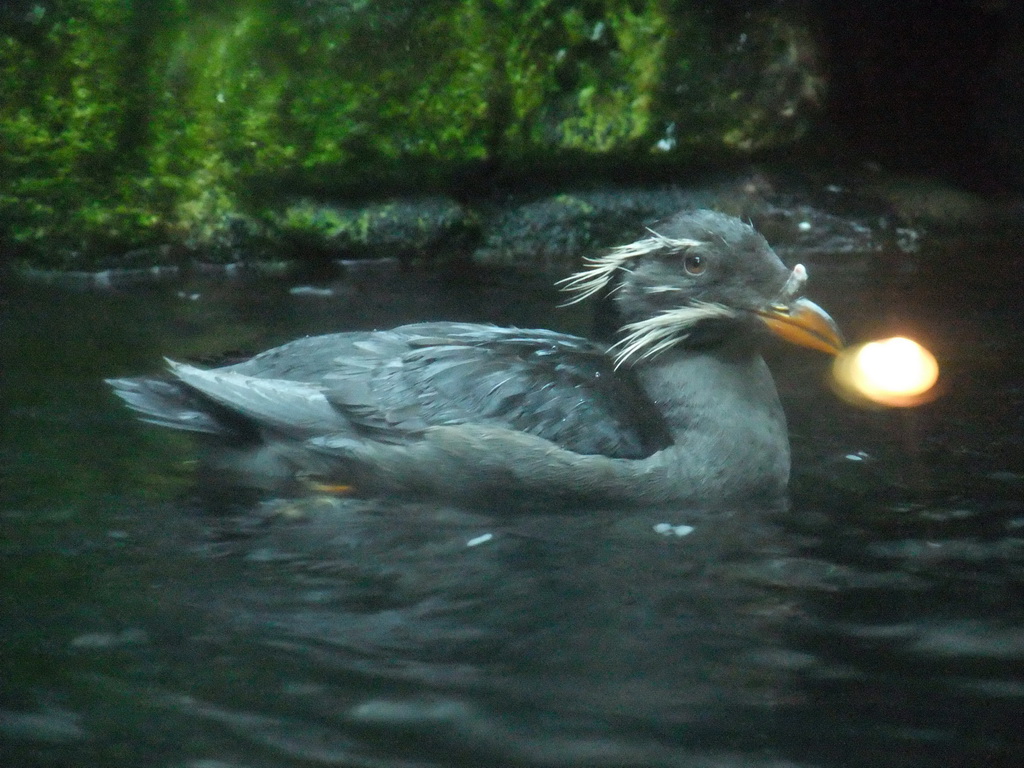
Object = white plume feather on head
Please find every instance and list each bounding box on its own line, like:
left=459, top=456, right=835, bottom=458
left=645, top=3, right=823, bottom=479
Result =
left=610, top=302, right=734, bottom=368
left=557, top=228, right=704, bottom=305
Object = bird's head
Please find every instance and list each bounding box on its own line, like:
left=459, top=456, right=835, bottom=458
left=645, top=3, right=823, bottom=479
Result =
left=559, top=209, right=843, bottom=367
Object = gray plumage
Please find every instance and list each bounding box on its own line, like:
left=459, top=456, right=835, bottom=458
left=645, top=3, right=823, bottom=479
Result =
left=107, top=210, right=843, bottom=508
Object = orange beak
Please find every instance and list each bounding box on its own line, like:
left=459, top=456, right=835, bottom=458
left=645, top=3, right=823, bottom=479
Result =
left=756, top=297, right=844, bottom=355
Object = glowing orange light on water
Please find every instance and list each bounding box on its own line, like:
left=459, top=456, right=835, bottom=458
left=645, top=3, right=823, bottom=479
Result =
left=832, top=336, right=940, bottom=407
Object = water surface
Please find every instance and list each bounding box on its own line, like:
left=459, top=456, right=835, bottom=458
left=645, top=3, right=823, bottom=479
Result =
left=2, top=256, right=1022, bottom=767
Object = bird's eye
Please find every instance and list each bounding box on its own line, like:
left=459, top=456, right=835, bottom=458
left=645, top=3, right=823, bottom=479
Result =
left=684, top=254, right=706, bottom=275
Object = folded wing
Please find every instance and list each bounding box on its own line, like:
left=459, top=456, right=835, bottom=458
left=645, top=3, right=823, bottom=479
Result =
left=111, top=322, right=673, bottom=460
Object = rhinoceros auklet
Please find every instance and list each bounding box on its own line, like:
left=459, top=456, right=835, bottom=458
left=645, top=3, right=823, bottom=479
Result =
left=108, top=210, right=842, bottom=508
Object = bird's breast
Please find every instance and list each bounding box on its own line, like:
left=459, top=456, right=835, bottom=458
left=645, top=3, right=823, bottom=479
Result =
left=636, top=351, right=790, bottom=498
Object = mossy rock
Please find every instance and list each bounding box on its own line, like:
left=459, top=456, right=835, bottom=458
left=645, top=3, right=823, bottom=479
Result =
left=1, top=0, right=825, bottom=269
left=473, top=188, right=711, bottom=270
left=272, top=196, right=477, bottom=259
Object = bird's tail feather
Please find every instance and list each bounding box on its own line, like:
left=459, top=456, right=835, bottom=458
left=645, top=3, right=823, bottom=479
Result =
left=106, top=375, right=251, bottom=438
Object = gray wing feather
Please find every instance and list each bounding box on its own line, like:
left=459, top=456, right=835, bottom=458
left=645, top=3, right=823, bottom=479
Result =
left=105, top=376, right=226, bottom=434
left=166, top=360, right=347, bottom=437
left=319, top=324, right=672, bottom=458
left=111, top=323, right=671, bottom=459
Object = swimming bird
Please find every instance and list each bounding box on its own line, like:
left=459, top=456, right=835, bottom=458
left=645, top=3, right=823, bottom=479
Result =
left=107, top=210, right=842, bottom=509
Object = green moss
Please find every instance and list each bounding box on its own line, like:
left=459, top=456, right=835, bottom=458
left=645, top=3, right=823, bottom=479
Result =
left=142, top=0, right=497, bottom=233
left=555, top=4, right=668, bottom=151
left=279, top=1, right=496, bottom=182
left=502, top=0, right=671, bottom=155
left=0, top=2, right=167, bottom=263
left=273, top=196, right=473, bottom=257
left=551, top=193, right=595, bottom=215
left=1, top=0, right=822, bottom=268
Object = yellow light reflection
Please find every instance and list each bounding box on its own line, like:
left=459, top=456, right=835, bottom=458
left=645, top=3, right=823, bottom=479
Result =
left=832, top=336, right=940, bottom=408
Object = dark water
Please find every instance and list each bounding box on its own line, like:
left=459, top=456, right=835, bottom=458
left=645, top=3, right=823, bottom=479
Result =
left=1, top=257, right=1022, bottom=767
